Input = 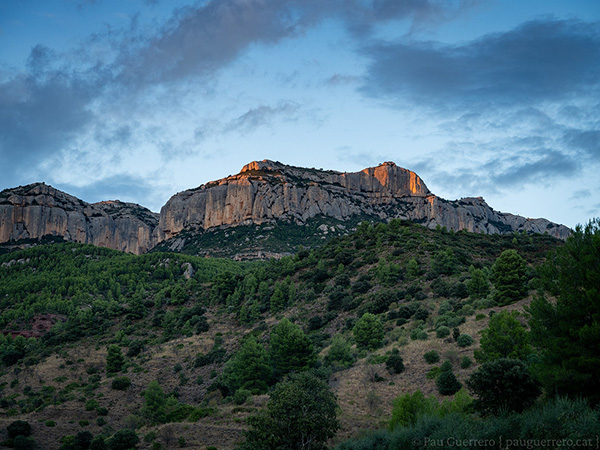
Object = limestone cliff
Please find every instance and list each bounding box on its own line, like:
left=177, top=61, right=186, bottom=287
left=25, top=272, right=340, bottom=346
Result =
left=0, top=183, right=158, bottom=254
left=156, top=160, right=571, bottom=243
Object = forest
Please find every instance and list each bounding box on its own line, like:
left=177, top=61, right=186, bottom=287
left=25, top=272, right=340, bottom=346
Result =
left=0, top=218, right=598, bottom=449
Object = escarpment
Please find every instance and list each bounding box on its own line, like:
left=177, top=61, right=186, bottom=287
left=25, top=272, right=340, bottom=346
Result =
left=0, top=183, right=158, bottom=254
left=0, top=160, right=571, bottom=255
left=155, top=160, right=571, bottom=244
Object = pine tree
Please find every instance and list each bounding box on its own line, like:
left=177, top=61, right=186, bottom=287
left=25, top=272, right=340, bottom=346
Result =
left=492, top=250, right=528, bottom=305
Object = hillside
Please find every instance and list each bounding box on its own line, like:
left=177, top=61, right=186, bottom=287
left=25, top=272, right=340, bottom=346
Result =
left=0, top=220, right=570, bottom=449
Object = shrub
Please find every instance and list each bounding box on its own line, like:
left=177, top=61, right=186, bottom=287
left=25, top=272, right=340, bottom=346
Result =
left=111, top=377, right=132, bottom=391
left=436, top=370, right=462, bottom=396
left=435, top=326, right=450, bottom=338
left=457, top=334, right=473, bottom=347
left=107, top=429, right=139, bottom=450
left=475, top=310, right=532, bottom=363
left=460, top=356, right=473, bottom=369
left=426, top=367, right=441, bottom=380
left=389, top=390, right=437, bottom=430
left=106, top=345, right=125, bottom=374
left=85, top=399, right=99, bottom=411
left=385, top=349, right=405, bottom=374
left=233, top=389, right=251, bottom=405
left=45, top=420, right=56, bottom=427
left=325, top=334, right=355, bottom=369
left=7, top=420, right=32, bottom=438
left=424, top=350, right=440, bottom=364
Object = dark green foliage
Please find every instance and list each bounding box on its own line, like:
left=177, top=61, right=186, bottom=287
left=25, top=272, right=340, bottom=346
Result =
left=423, top=350, right=440, bottom=364
left=385, top=349, right=405, bottom=374
left=13, top=435, right=36, bottom=450
left=460, top=356, right=473, bottom=369
left=90, top=436, right=107, bottom=450
left=436, top=370, right=462, bottom=396
left=492, top=249, right=528, bottom=305
left=353, top=313, right=384, bottom=350
left=466, top=358, right=541, bottom=415
left=106, top=345, right=125, bottom=374
left=111, top=377, right=131, bottom=391
left=435, top=326, right=450, bottom=338
left=475, top=310, right=531, bottom=363
left=239, top=371, right=339, bottom=450
left=456, top=334, right=473, bottom=347
left=339, top=397, right=600, bottom=450
left=325, top=334, right=355, bottom=369
left=141, top=381, right=166, bottom=425
left=452, top=327, right=460, bottom=341
left=528, top=219, right=600, bottom=403
left=431, top=248, right=457, bottom=276
left=222, top=336, right=272, bottom=394
left=107, top=429, right=139, bottom=450
left=7, top=420, right=31, bottom=439
left=467, top=266, right=490, bottom=299
left=269, top=319, right=316, bottom=379
left=389, top=390, right=437, bottom=429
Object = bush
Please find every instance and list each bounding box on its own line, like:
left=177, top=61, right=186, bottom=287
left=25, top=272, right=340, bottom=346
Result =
left=7, top=420, right=32, bottom=439
left=389, top=390, right=437, bottom=430
left=325, top=334, right=355, bottom=369
left=435, top=326, right=450, bottom=338
left=108, top=429, right=139, bottom=450
left=460, top=356, right=473, bottom=369
left=457, top=334, right=473, bottom=347
left=233, top=389, right=251, bottom=405
left=111, top=377, right=132, bottom=391
left=424, top=350, right=440, bottom=364
left=385, top=349, right=405, bottom=374
left=45, top=420, right=56, bottom=427
left=436, top=370, right=462, bottom=396
left=85, top=399, right=99, bottom=411
left=12, top=435, right=36, bottom=450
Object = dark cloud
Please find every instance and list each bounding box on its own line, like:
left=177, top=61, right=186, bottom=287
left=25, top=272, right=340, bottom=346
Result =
left=562, top=129, right=600, bottom=161
left=115, top=0, right=477, bottom=86
left=362, top=19, right=600, bottom=108
left=226, top=103, right=300, bottom=134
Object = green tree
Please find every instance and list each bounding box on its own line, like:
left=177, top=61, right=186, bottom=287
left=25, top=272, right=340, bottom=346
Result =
left=239, top=371, right=339, bottom=450
left=467, top=265, right=489, bottom=299
left=467, top=358, right=540, bottom=416
left=325, top=334, right=355, bottom=369
left=389, top=390, right=437, bottom=430
left=436, top=369, right=462, bottom=396
left=106, top=345, right=125, bottom=374
left=269, top=319, right=316, bottom=380
left=528, top=218, right=600, bottom=403
left=475, top=310, right=532, bottom=363
left=491, top=250, right=528, bottom=305
left=353, top=313, right=384, bottom=350
left=141, top=381, right=166, bottom=425
left=222, top=336, right=272, bottom=394
left=107, top=429, right=139, bottom=450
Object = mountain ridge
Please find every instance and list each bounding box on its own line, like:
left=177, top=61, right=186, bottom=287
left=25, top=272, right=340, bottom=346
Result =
left=0, top=161, right=571, bottom=255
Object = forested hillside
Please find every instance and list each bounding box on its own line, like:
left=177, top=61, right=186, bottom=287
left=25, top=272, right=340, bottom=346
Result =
left=0, top=219, right=598, bottom=450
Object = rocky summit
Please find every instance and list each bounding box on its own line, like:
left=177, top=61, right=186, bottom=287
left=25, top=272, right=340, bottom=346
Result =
left=0, top=183, right=158, bottom=254
left=0, top=161, right=571, bottom=255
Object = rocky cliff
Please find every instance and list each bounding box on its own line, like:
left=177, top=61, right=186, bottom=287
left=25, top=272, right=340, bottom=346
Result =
left=156, top=160, right=571, bottom=245
left=0, top=183, right=158, bottom=254
left=0, top=161, right=571, bottom=256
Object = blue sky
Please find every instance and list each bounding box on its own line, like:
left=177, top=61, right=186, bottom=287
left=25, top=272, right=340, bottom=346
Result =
left=1, top=0, right=598, bottom=228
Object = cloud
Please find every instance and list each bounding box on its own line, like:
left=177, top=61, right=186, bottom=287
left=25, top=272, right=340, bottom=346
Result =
left=361, top=19, right=600, bottom=109
left=225, top=103, right=300, bottom=134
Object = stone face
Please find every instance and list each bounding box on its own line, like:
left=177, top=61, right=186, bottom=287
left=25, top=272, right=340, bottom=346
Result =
left=0, top=161, right=572, bottom=255
left=156, top=160, right=571, bottom=242
left=0, top=183, right=158, bottom=254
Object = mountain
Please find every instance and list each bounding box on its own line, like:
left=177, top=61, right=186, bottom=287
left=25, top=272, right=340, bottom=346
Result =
left=154, top=160, right=571, bottom=255
left=0, top=183, right=158, bottom=254
left=0, top=161, right=571, bottom=256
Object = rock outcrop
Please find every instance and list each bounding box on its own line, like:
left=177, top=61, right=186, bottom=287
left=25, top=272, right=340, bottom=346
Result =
left=0, top=183, right=158, bottom=254
left=156, top=160, right=571, bottom=243
left=0, top=161, right=571, bottom=255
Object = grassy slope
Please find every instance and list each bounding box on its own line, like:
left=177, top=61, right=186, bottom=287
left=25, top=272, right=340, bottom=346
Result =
left=0, top=221, right=562, bottom=449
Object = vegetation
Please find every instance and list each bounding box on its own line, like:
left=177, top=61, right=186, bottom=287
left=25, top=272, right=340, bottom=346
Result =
left=0, top=217, right=590, bottom=449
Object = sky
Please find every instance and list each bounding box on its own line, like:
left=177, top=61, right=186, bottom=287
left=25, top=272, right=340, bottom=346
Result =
left=0, top=0, right=599, bottom=228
